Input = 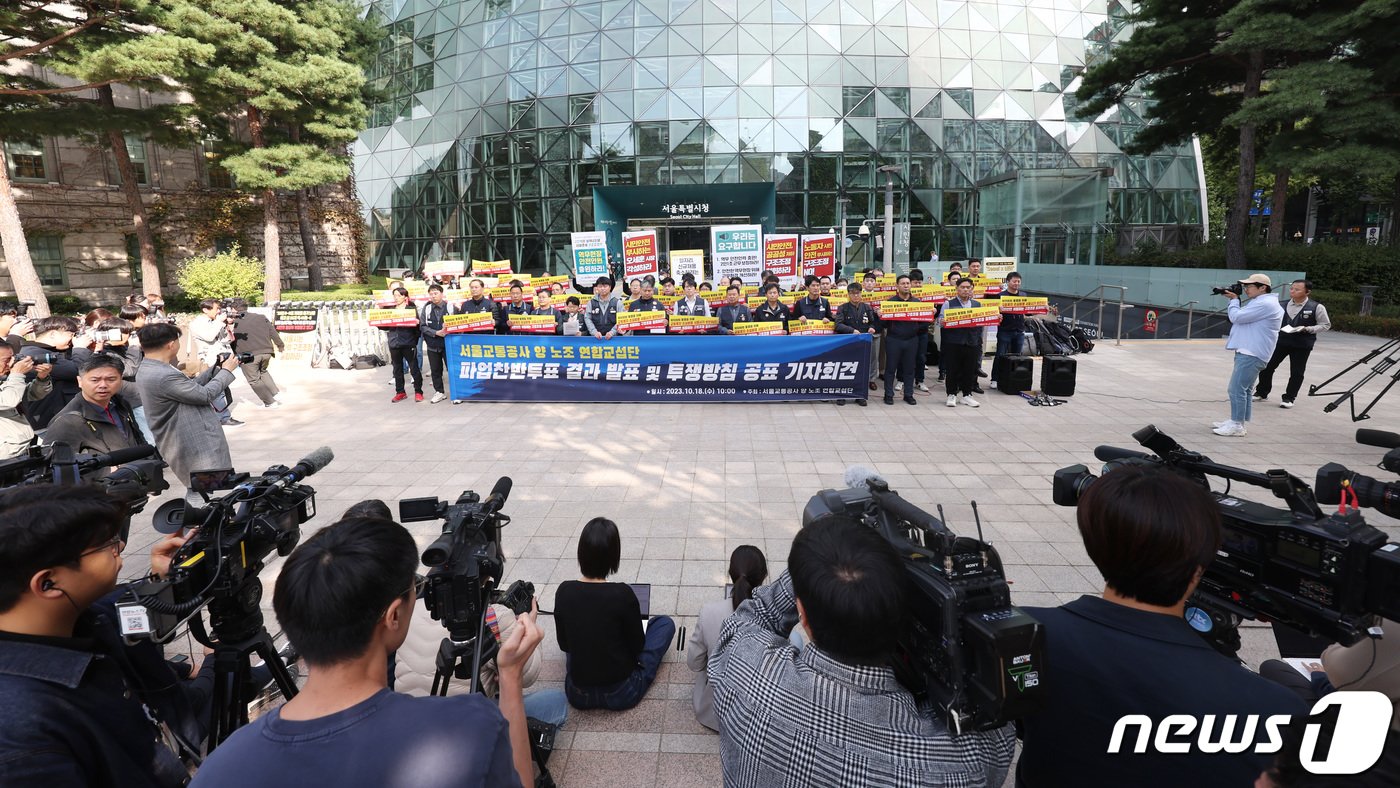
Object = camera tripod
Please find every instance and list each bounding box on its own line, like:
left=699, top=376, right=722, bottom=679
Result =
left=429, top=602, right=557, bottom=788
left=192, top=576, right=299, bottom=750
left=1308, top=336, right=1400, bottom=421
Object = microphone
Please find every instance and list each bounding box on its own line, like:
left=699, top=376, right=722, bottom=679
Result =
left=843, top=464, right=888, bottom=490
left=1094, top=445, right=1155, bottom=463
left=481, top=476, right=512, bottom=515
left=1356, top=429, right=1400, bottom=450
left=78, top=445, right=158, bottom=469
left=272, top=447, right=334, bottom=488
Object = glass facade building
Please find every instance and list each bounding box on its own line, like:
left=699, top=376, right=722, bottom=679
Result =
left=355, top=0, right=1204, bottom=275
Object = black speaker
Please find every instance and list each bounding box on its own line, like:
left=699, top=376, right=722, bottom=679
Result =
left=994, top=355, right=1034, bottom=394
left=1041, top=355, right=1076, bottom=397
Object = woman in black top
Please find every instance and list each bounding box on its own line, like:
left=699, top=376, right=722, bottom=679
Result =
left=554, top=518, right=675, bottom=710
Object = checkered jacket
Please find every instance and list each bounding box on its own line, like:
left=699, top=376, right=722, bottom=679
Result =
left=709, top=571, right=1015, bottom=788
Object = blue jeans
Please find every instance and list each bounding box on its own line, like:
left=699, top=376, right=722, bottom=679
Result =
left=991, top=330, right=1024, bottom=381
left=131, top=406, right=156, bottom=445
left=564, top=615, right=675, bottom=710
left=524, top=688, right=569, bottom=727
left=1229, top=352, right=1268, bottom=423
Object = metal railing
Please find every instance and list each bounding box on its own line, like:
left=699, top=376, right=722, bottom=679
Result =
left=1149, top=300, right=1199, bottom=340
left=1065, top=284, right=1127, bottom=346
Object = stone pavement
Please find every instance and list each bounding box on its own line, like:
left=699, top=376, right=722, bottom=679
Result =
left=123, top=331, right=1400, bottom=787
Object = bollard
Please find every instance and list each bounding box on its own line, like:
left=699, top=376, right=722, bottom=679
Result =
left=1359, top=285, right=1376, bottom=316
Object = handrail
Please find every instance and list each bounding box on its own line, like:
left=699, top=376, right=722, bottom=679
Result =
left=1065, top=284, right=1127, bottom=346
left=1148, top=300, right=1199, bottom=340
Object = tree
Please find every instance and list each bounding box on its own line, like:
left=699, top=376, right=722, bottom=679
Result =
left=157, top=0, right=369, bottom=303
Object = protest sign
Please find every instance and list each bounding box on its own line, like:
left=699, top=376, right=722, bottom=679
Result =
left=615, top=310, right=669, bottom=333
left=443, top=312, right=496, bottom=334
left=471, top=259, right=513, bottom=277
left=800, top=234, right=837, bottom=279
left=670, top=249, right=705, bottom=283
left=732, top=321, right=787, bottom=336
left=998, top=296, right=1049, bottom=315
left=875, top=301, right=938, bottom=321
left=764, top=235, right=800, bottom=288
left=622, top=230, right=659, bottom=278
left=667, top=315, right=719, bottom=334
left=424, top=260, right=466, bottom=279
left=273, top=305, right=318, bottom=333
left=942, top=305, right=1003, bottom=328
left=367, top=309, right=419, bottom=328
left=508, top=314, right=557, bottom=334
left=788, top=319, right=836, bottom=336
left=711, top=225, right=763, bottom=284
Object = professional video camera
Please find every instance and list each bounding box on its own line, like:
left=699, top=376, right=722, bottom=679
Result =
left=1053, top=425, right=1400, bottom=657
left=216, top=350, right=255, bottom=366
left=802, top=472, right=1046, bottom=733
left=1315, top=428, right=1400, bottom=519
left=121, top=447, right=331, bottom=747
left=0, top=443, right=167, bottom=523
left=1211, top=282, right=1243, bottom=296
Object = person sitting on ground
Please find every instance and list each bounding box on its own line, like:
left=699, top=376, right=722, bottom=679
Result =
left=191, top=516, right=545, bottom=788
left=686, top=545, right=767, bottom=731
left=1016, top=463, right=1306, bottom=788
left=0, top=344, right=51, bottom=460
left=554, top=518, right=675, bottom=710
left=709, top=517, right=1015, bottom=787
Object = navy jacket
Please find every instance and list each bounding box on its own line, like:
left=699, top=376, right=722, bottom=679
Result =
left=941, top=298, right=984, bottom=346
left=418, top=301, right=456, bottom=351
left=1017, top=596, right=1306, bottom=788
left=791, top=296, right=833, bottom=322
left=0, top=591, right=213, bottom=787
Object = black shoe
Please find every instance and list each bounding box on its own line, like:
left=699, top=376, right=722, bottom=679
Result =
left=904, top=397, right=917, bottom=405
left=978, top=369, right=988, bottom=378
left=856, top=399, right=867, bottom=407
left=222, top=419, right=245, bottom=427
left=936, top=373, right=945, bottom=381
left=972, top=385, right=984, bottom=394
left=836, top=399, right=846, bottom=406
left=883, top=396, right=894, bottom=405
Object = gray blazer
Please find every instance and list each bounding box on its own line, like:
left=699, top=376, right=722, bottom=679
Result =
left=686, top=596, right=735, bottom=732
left=137, top=359, right=235, bottom=488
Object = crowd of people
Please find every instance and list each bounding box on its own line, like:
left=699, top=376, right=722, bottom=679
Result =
left=380, top=259, right=1029, bottom=407
left=2, top=459, right=1396, bottom=787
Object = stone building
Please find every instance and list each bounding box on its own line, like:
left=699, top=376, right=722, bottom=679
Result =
left=1, top=84, right=366, bottom=308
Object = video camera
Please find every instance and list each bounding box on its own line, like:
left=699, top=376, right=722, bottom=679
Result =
left=123, top=447, right=331, bottom=644
left=399, top=476, right=515, bottom=643
left=1315, top=428, right=1400, bottom=518
left=216, top=351, right=255, bottom=366
left=1053, top=425, right=1400, bottom=657
left=1211, top=282, right=1243, bottom=296
left=803, top=475, right=1046, bottom=733
left=0, top=443, right=167, bottom=524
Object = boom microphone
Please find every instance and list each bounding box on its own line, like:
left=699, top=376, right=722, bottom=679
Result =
left=79, top=445, right=158, bottom=469
left=482, top=476, right=512, bottom=515
left=843, top=464, right=888, bottom=490
left=1094, top=445, right=1154, bottom=463
left=1356, top=429, right=1400, bottom=450
left=275, top=447, right=334, bottom=487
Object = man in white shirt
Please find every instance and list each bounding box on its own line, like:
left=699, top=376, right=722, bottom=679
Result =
left=1254, top=279, right=1330, bottom=409
left=1213, top=274, right=1284, bottom=437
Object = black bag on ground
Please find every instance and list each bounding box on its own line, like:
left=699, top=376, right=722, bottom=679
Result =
left=1070, top=328, right=1095, bottom=353
left=351, top=354, right=384, bottom=370
left=1045, top=321, right=1080, bottom=354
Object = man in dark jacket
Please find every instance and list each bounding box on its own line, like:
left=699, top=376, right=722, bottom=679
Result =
left=791, top=275, right=834, bottom=324
left=991, top=272, right=1027, bottom=389
left=43, top=354, right=147, bottom=460
left=378, top=288, right=423, bottom=402
left=497, top=281, right=536, bottom=334
left=625, top=280, right=667, bottom=335
left=460, top=278, right=498, bottom=319
left=228, top=298, right=284, bottom=409
left=882, top=275, right=922, bottom=406
left=753, top=284, right=791, bottom=332
left=836, top=283, right=881, bottom=402
left=716, top=285, right=752, bottom=335
left=0, top=485, right=215, bottom=787
left=941, top=278, right=983, bottom=407
left=418, top=284, right=455, bottom=403
left=19, top=315, right=83, bottom=430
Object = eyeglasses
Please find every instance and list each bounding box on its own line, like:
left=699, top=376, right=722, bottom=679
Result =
left=80, top=536, right=123, bottom=559
left=413, top=574, right=427, bottom=599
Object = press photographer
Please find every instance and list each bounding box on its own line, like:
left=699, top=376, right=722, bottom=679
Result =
left=1024, top=461, right=1306, bottom=788
left=190, top=515, right=545, bottom=788
left=0, top=485, right=213, bottom=787
left=0, top=344, right=51, bottom=460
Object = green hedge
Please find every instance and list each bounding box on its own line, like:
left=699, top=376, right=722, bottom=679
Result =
left=276, top=284, right=375, bottom=303
left=1106, top=243, right=1400, bottom=305
left=1330, top=313, right=1400, bottom=338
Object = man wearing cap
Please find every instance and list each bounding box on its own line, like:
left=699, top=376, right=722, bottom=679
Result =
left=1254, top=279, right=1330, bottom=409
left=584, top=277, right=624, bottom=340
left=1213, top=274, right=1284, bottom=437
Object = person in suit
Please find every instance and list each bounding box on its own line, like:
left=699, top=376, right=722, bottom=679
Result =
left=135, top=322, right=239, bottom=505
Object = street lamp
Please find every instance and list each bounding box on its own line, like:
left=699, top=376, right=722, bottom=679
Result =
left=858, top=222, right=871, bottom=269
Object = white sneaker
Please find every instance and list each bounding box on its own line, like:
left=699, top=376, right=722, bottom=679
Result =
left=1212, top=419, right=1232, bottom=429
left=1281, top=400, right=1294, bottom=409
left=915, top=383, right=931, bottom=394
left=264, top=401, right=281, bottom=410
left=990, top=381, right=998, bottom=389
left=451, top=399, right=463, bottom=405
left=1213, top=422, right=1247, bottom=437
left=946, top=395, right=957, bottom=407
left=430, top=392, right=446, bottom=403
left=895, top=382, right=904, bottom=393
left=960, top=396, right=980, bottom=408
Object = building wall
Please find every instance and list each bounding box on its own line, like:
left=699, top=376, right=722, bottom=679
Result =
left=1, top=87, right=365, bottom=307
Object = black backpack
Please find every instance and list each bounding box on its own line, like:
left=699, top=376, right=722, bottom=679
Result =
left=1070, top=328, right=1095, bottom=353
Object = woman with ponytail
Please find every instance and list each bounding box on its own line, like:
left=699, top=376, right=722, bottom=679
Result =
left=686, top=544, right=767, bottom=730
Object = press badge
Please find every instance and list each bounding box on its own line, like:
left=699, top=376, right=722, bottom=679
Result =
left=117, top=603, right=152, bottom=636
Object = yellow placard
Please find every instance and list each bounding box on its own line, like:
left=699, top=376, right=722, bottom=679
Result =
left=875, top=300, right=938, bottom=321
left=471, top=259, right=513, bottom=276
left=531, top=275, right=569, bottom=291
left=423, top=260, right=466, bottom=277
left=489, top=286, right=534, bottom=303
left=372, top=289, right=398, bottom=307
left=912, top=284, right=954, bottom=303
left=942, top=305, right=1003, bottom=328
left=507, top=313, right=557, bottom=333
left=998, top=296, right=1049, bottom=315
left=732, top=321, right=787, bottom=336
left=668, top=315, right=720, bottom=333
left=615, top=310, right=668, bottom=331
left=788, top=319, right=836, bottom=335
left=442, top=312, right=496, bottom=334
left=367, top=309, right=419, bottom=327
left=747, top=294, right=798, bottom=309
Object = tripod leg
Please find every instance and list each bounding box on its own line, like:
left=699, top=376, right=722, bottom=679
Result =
left=1352, top=369, right=1400, bottom=422
left=251, top=634, right=299, bottom=701
left=1308, top=338, right=1400, bottom=397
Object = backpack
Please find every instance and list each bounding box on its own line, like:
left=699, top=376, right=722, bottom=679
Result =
left=351, top=354, right=384, bottom=370
left=1070, top=328, right=1095, bottom=353
left=1046, top=322, right=1079, bottom=354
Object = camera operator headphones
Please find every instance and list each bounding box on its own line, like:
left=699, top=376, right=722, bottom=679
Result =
left=41, top=579, right=55, bottom=591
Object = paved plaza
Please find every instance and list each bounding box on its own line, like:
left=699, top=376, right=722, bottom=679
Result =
left=124, top=331, right=1400, bottom=787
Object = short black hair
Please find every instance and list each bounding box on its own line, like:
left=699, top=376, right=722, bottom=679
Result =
left=763, top=283, right=781, bottom=295
left=789, top=516, right=906, bottom=665
left=428, top=283, right=444, bottom=293
left=948, top=262, right=963, bottom=270
left=342, top=499, right=393, bottom=520
left=136, top=322, right=181, bottom=348
left=469, top=278, right=486, bottom=288
left=729, top=277, right=744, bottom=286
left=1077, top=464, right=1221, bottom=606
left=726, top=285, right=741, bottom=295
left=199, top=298, right=221, bottom=311
left=577, top=517, right=621, bottom=579
left=955, top=277, right=974, bottom=287
left=896, top=274, right=911, bottom=284
left=0, top=486, right=124, bottom=612
left=1006, top=272, right=1021, bottom=282
left=804, top=275, right=819, bottom=287
left=80, top=352, right=125, bottom=376
left=33, top=316, right=79, bottom=336
left=96, top=317, right=134, bottom=335
left=392, top=287, right=409, bottom=297
left=659, top=277, right=674, bottom=286
left=566, top=296, right=580, bottom=306
left=1293, top=279, right=1312, bottom=292
left=847, top=283, right=862, bottom=294
left=119, top=304, right=148, bottom=321
left=909, top=268, right=924, bottom=280
left=227, top=298, right=249, bottom=311
left=0, top=301, right=16, bottom=316
left=273, top=517, right=419, bottom=666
